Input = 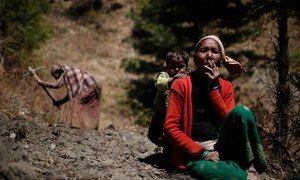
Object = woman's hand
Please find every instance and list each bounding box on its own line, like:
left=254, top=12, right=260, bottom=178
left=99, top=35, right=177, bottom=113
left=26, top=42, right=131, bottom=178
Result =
left=204, top=60, right=220, bottom=80
left=205, top=151, right=220, bottom=162
left=52, top=100, right=61, bottom=109
left=205, top=60, right=220, bottom=91
left=33, top=74, right=43, bottom=84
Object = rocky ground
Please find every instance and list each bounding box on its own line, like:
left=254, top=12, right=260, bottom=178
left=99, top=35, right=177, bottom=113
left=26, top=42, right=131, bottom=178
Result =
left=0, top=115, right=194, bottom=180
left=2, top=115, right=298, bottom=180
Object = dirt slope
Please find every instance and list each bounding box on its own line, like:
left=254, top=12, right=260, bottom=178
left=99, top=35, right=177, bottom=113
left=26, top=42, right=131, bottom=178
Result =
left=0, top=1, right=299, bottom=180
left=0, top=115, right=194, bottom=179
left=2, top=115, right=281, bottom=180
left=34, top=0, right=138, bottom=129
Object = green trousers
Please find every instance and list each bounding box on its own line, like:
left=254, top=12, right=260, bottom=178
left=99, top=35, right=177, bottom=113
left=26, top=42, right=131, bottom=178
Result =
left=186, top=105, right=268, bottom=180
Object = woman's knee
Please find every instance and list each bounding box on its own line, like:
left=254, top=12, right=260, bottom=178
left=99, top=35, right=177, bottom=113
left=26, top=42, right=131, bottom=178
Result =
left=231, top=105, right=254, bottom=120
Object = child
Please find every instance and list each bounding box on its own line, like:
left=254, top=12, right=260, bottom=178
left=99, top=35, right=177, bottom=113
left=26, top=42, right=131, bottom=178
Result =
left=148, top=48, right=190, bottom=162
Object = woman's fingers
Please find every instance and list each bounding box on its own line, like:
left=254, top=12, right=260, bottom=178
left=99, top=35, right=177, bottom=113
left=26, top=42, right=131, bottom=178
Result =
left=208, top=60, right=213, bottom=68
left=204, top=64, right=219, bottom=79
left=205, top=151, right=220, bottom=162
left=205, top=72, right=214, bottom=79
left=204, top=65, right=212, bottom=72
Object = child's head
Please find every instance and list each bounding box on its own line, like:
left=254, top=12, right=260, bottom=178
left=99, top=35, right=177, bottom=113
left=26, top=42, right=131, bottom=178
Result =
left=166, top=48, right=189, bottom=77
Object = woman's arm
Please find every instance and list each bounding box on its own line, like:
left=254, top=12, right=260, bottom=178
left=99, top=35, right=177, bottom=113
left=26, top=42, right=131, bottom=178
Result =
left=53, top=95, right=69, bottom=106
left=164, top=84, right=202, bottom=157
left=208, top=80, right=235, bottom=122
left=33, top=74, right=65, bottom=89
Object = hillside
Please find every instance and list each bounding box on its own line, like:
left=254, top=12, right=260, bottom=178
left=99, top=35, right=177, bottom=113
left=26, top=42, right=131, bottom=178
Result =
left=28, top=0, right=139, bottom=130
left=0, top=0, right=299, bottom=179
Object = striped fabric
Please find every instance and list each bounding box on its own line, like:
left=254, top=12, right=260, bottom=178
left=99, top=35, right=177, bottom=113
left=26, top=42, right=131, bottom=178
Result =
left=42, top=65, right=101, bottom=100
left=39, top=65, right=101, bottom=129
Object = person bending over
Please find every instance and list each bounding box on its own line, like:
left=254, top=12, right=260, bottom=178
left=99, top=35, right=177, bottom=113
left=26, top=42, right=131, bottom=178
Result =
left=33, top=64, right=102, bottom=130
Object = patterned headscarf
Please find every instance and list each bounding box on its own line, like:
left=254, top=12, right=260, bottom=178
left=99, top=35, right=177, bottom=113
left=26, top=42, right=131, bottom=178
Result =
left=51, top=64, right=63, bottom=75
left=195, top=35, right=244, bottom=74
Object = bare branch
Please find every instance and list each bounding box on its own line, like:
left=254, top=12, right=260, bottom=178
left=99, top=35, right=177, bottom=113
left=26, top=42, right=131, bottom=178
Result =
left=268, top=31, right=279, bottom=55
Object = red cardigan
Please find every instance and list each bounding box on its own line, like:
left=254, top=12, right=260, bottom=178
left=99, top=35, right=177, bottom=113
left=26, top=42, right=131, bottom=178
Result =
left=164, top=75, right=235, bottom=169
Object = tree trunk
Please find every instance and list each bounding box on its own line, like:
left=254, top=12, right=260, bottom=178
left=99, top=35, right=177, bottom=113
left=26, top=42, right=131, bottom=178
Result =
left=273, top=1, right=290, bottom=156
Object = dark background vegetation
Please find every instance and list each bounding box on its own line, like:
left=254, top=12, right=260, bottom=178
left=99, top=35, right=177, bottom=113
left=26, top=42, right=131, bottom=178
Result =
left=0, top=0, right=299, bottom=178
left=0, top=0, right=52, bottom=70
left=124, top=0, right=300, bottom=161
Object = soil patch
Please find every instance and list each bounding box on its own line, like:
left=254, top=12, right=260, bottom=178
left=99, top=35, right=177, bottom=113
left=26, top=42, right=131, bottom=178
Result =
left=1, top=115, right=297, bottom=180
left=0, top=116, right=194, bottom=179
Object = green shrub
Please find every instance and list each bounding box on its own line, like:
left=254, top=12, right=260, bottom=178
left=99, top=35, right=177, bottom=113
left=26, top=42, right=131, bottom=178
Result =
left=127, top=76, right=157, bottom=127
left=121, top=57, right=163, bottom=74
left=0, top=0, right=51, bottom=69
left=131, top=98, right=154, bottom=127
left=132, top=20, right=179, bottom=59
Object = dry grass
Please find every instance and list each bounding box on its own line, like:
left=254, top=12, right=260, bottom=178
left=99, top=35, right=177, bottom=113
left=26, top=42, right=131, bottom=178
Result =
left=0, top=0, right=139, bottom=130
left=1, top=1, right=299, bottom=135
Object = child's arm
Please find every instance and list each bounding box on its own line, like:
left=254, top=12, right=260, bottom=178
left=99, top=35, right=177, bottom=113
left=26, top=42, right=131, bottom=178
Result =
left=167, top=69, right=189, bottom=89
left=155, top=72, right=172, bottom=91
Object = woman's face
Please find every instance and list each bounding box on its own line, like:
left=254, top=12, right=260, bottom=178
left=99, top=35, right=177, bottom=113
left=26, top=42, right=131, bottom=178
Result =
left=51, top=71, right=61, bottom=79
left=193, top=38, right=221, bottom=75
